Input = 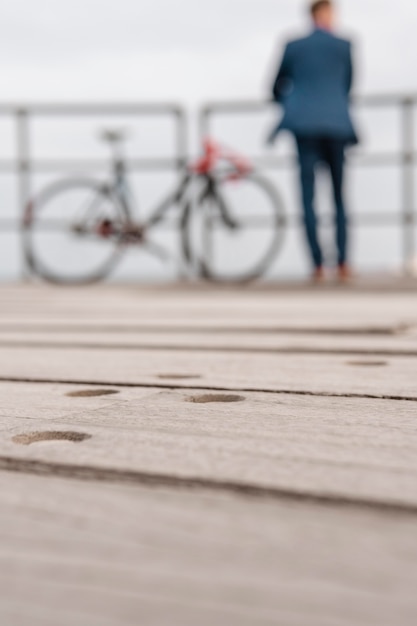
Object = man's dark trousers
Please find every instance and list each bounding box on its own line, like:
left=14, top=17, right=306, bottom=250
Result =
left=295, top=136, right=347, bottom=269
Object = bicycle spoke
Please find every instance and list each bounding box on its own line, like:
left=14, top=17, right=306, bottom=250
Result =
left=24, top=180, right=126, bottom=284
left=182, top=174, right=286, bottom=283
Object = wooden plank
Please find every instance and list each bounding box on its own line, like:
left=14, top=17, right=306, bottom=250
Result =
left=0, top=344, right=416, bottom=399
left=0, top=380, right=121, bottom=419
left=0, top=286, right=416, bottom=333
left=1, top=329, right=417, bottom=356
left=1, top=382, right=417, bottom=508
left=0, top=471, right=416, bottom=626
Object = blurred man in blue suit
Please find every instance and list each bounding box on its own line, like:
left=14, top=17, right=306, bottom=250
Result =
left=271, top=0, right=358, bottom=282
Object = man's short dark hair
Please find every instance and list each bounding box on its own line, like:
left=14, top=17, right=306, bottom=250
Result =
left=310, top=0, right=332, bottom=17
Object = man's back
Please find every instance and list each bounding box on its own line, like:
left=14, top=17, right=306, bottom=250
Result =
left=272, top=29, right=357, bottom=143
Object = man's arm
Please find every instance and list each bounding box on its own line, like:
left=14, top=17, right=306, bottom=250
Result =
left=346, top=42, right=354, bottom=95
left=272, top=44, right=292, bottom=103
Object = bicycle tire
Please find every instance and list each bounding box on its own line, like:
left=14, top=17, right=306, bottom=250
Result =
left=181, top=172, right=286, bottom=283
left=23, top=178, right=128, bottom=284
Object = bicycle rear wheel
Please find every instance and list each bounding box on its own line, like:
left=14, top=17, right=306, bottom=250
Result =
left=181, top=173, right=286, bottom=283
left=24, top=179, right=127, bottom=284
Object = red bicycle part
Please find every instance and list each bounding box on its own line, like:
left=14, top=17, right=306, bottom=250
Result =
left=190, top=138, right=253, bottom=179
left=97, top=219, right=114, bottom=238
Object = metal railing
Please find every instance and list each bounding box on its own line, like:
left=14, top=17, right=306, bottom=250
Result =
left=0, top=96, right=416, bottom=279
left=199, top=94, right=417, bottom=274
left=0, top=102, right=187, bottom=277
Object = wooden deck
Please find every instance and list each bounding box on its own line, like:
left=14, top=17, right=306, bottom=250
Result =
left=1, top=284, right=417, bottom=625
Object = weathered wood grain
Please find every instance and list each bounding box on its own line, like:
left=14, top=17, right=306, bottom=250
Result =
left=1, top=382, right=417, bottom=508
left=0, top=344, right=416, bottom=399
left=0, top=471, right=417, bottom=626
left=2, top=328, right=417, bottom=357
left=0, top=285, right=416, bottom=333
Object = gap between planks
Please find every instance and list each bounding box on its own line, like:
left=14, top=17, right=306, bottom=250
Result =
left=1, top=455, right=417, bottom=518
left=1, top=338, right=417, bottom=358
left=0, top=323, right=411, bottom=336
left=1, top=375, right=417, bottom=404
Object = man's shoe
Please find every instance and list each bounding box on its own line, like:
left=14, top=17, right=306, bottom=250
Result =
left=337, top=264, right=353, bottom=283
left=312, top=266, right=325, bottom=284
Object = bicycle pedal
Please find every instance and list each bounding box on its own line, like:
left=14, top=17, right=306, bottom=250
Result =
left=122, top=225, right=145, bottom=242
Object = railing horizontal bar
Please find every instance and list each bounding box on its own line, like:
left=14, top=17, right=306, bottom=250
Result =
left=281, top=214, right=412, bottom=227
left=201, top=95, right=417, bottom=115
left=0, top=158, right=186, bottom=173
left=247, top=155, right=417, bottom=169
left=0, top=219, right=180, bottom=233
left=0, top=220, right=22, bottom=229
left=0, top=103, right=183, bottom=116
left=0, top=213, right=411, bottom=230
left=0, top=153, right=413, bottom=174
left=349, top=154, right=413, bottom=166
left=355, top=94, right=417, bottom=105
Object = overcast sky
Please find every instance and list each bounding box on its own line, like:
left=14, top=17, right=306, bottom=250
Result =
left=0, top=0, right=415, bottom=104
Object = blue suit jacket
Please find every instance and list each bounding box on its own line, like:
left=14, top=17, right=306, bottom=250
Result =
left=271, top=29, right=358, bottom=144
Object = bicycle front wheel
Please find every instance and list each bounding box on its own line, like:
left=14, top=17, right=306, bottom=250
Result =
left=182, top=173, right=286, bottom=283
left=24, top=179, right=128, bottom=284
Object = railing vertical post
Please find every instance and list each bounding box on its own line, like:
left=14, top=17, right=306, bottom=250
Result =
left=175, top=106, right=188, bottom=168
left=199, top=106, right=210, bottom=143
left=198, top=107, right=214, bottom=272
left=174, top=106, right=189, bottom=280
left=16, top=108, right=31, bottom=280
left=401, top=98, right=415, bottom=274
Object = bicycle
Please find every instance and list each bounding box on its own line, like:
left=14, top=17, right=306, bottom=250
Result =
left=23, top=132, right=286, bottom=284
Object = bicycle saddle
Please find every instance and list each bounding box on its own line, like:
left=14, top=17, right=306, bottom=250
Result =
left=100, top=128, right=130, bottom=144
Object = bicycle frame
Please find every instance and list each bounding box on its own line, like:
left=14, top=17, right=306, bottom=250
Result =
left=107, top=137, right=254, bottom=235
left=23, top=134, right=285, bottom=284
